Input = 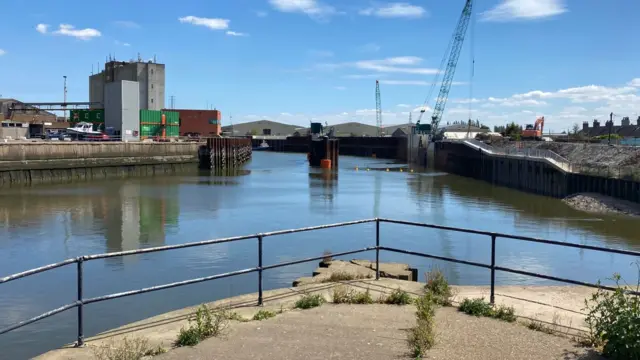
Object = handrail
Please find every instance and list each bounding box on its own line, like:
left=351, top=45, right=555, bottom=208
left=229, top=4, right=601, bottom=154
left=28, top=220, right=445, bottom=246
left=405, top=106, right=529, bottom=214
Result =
left=1, top=217, right=639, bottom=351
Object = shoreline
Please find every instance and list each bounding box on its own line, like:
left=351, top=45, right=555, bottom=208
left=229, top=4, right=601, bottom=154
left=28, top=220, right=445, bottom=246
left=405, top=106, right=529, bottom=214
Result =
left=563, top=192, right=640, bottom=217
left=35, top=280, right=597, bottom=360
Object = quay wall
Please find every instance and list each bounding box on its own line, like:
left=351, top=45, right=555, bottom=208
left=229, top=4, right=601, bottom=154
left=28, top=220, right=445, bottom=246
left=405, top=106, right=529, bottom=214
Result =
left=252, top=136, right=407, bottom=160
left=0, top=142, right=201, bottom=186
left=434, top=141, right=640, bottom=203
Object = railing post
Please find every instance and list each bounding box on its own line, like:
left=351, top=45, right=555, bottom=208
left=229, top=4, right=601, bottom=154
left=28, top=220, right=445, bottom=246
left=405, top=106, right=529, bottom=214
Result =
left=375, top=218, right=380, bottom=280
left=76, top=257, right=84, bottom=347
left=257, top=235, right=264, bottom=306
left=490, top=235, right=496, bottom=305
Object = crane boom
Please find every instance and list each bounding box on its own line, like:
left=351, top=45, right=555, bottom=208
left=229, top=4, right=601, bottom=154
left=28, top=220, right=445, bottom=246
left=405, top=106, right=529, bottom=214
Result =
left=375, top=80, right=382, bottom=136
left=430, top=0, right=473, bottom=136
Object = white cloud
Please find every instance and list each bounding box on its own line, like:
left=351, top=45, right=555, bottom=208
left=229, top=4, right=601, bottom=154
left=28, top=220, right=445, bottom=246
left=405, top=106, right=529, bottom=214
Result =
left=380, top=80, right=429, bottom=86
left=354, top=56, right=438, bottom=75
left=360, top=2, right=427, bottom=18
left=344, top=74, right=382, bottom=79
left=481, top=0, right=567, bottom=22
left=629, top=78, right=640, bottom=87
left=396, top=104, right=412, bottom=108
left=226, top=31, right=248, bottom=37
left=358, top=43, right=381, bottom=53
left=269, top=0, right=336, bottom=18
left=113, top=20, right=140, bottom=29
left=0, top=49, right=5, bottom=56
left=35, top=23, right=49, bottom=34
left=51, top=24, right=101, bottom=40
left=114, top=40, right=131, bottom=46
left=487, top=97, right=548, bottom=107
left=308, top=49, right=334, bottom=57
left=178, top=16, right=230, bottom=30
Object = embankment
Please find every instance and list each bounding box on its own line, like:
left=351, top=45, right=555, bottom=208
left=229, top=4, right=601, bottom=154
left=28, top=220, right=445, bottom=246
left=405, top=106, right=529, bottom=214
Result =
left=434, top=141, right=640, bottom=205
left=0, top=142, right=201, bottom=186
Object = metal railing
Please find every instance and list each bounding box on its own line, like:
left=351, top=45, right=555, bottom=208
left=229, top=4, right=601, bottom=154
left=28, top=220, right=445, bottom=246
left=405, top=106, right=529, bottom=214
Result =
left=1, top=218, right=639, bottom=349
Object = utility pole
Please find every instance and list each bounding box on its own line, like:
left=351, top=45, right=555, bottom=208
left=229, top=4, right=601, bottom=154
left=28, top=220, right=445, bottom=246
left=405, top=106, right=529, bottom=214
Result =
left=170, top=95, right=175, bottom=109
left=63, top=76, right=68, bottom=121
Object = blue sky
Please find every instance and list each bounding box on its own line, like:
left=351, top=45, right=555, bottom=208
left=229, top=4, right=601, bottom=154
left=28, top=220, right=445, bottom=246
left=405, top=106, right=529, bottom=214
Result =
left=0, top=0, right=639, bottom=132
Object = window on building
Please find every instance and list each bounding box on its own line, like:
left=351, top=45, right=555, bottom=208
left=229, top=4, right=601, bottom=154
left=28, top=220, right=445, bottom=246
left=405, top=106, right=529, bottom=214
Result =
left=208, top=119, right=218, bottom=125
left=151, top=99, right=154, bottom=103
left=151, top=84, right=154, bottom=89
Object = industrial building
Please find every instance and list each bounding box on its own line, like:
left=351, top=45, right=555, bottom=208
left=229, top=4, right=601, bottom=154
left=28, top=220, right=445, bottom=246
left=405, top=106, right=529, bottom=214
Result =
left=89, top=59, right=165, bottom=111
left=104, top=80, right=141, bottom=141
left=222, top=120, right=306, bottom=137
left=167, top=109, right=222, bottom=137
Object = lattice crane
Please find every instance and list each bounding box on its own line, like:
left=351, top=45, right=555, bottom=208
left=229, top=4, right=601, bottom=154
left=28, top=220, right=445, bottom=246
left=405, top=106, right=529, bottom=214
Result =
left=376, top=80, right=382, bottom=136
left=416, top=0, right=473, bottom=137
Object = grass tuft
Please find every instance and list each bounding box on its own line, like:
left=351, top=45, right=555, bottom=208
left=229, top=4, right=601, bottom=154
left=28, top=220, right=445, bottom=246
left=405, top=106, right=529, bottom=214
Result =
left=383, top=288, right=413, bottom=305
left=322, top=271, right=372, bottom=283
left=175, top=305, right=229, bottom=347
left=332, top=286, right=374, bottom=304
left=93, top=336, right=160, bottom=360
left=252, top=309, right=276, bottom=321
left=528, top=320, right=555, bottom=334
left=458, top=298, right=517, bottom=322
left=294, top=293, right=325, bottom=309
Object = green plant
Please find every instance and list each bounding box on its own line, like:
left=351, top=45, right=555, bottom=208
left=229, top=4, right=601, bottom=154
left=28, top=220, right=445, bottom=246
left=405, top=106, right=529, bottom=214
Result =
left=584, top=272, right=640, bottom=359
left=323, top=271, right=371, bottom=283
left=175, top=305, right=229, bottom=347
left=424, top=268, right=453, bottom=306
left=93, top=336, right=154, bottom=360
left=144, top=345, right=167, bottom=356
left=528, top=320, right=554, bottom=334
left=415, top=293, right=437, bottom=322
left=458, top=298, right=516, bottom=323
left=407, top=293, right=437, bottom=357
left=227, top=311, right=249, bottom=322
left=331, top=286, right=374, bottom=304
left=384, top=288, right=413, bottom=305
left=253, top=309, right=276, bottom=321
left=459, top=298, right=493, bottom=317
left=295, top=293, right=325, bottom=309
left=176, top=327, right=201, bottom=347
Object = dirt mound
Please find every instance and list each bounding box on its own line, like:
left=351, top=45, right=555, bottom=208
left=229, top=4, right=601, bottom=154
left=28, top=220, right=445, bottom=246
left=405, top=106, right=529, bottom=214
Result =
left=495, top=141, right=640, bottom=167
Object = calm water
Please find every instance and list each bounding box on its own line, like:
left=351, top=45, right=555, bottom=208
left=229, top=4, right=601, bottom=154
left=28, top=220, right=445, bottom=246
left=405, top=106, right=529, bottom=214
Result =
left=1, top=152, right=639, bottom=359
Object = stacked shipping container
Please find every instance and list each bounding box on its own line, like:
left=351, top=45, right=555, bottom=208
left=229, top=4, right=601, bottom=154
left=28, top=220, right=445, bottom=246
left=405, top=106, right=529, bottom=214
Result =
left=139, top=110, right=180, bottom=139
left=69, top=109, right=105, bottom=131
left=165, top=109, right=221, bottom=137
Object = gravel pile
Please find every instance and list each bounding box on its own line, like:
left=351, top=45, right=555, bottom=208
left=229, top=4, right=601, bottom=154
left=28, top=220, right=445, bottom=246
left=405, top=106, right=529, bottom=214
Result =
left=496, top=142, right=640, bottom=167
left=564, top=193, right=640, bottom=217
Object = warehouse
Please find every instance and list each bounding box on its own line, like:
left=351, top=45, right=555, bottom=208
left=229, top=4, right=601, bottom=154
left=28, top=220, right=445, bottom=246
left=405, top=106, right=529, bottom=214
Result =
left=165, top=109, right=221, bottom=137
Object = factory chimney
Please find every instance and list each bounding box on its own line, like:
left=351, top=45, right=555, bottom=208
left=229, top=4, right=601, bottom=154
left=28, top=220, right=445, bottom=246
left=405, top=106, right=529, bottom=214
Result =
left=637, top=116, right=640, bottom=126
left=593, top=119, right=600, bottom=128
left=582, top=121, right=589, bottom=130
left=621, top=117, right=630, bottom=126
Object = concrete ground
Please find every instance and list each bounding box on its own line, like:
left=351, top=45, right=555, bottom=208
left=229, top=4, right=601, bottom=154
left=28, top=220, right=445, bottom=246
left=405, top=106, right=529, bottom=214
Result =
left=36, top=278, right=600, bottom=360
left=156, top=305, right=601, bottom=360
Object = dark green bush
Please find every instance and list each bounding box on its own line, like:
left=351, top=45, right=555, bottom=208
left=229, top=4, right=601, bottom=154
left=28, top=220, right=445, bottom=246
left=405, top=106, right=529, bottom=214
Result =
left=295, top=293, right=325, bottom=309
left=384, top=288, right=413, bottom=305
left=425, top=268, right=453, bottom=306
left=252, top=309, right=276, bottom=321
left=459, top=298, right=516, bottom=322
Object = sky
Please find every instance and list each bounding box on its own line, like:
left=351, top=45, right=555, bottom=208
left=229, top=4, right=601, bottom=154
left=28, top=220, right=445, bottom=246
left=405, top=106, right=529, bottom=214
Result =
left=0, top=0, right=639, bottom=132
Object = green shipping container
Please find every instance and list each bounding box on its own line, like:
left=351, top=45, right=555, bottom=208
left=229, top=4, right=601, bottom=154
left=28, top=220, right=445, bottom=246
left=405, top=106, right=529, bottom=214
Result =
left=70, top=109, right=90, bottom=122
left=163, top=111, right=179, bottom=125
left=166, top=125, right=179, bottom=137
left=140, top=109, right=163, bottom=124
left=89, top=109, right=104, bottom=123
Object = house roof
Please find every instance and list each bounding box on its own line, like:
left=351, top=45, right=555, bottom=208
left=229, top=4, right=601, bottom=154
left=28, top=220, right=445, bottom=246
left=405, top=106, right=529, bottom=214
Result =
left=580, top=124, right=640, bottom=138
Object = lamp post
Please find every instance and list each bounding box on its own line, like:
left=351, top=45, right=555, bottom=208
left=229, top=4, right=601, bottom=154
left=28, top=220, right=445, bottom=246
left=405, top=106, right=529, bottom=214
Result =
left=63, top=76, right=68, bottom=121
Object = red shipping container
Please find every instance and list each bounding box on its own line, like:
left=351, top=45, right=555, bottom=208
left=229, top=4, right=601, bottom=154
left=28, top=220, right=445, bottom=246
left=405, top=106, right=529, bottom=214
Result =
left=164, top=109, right=222, bottom=136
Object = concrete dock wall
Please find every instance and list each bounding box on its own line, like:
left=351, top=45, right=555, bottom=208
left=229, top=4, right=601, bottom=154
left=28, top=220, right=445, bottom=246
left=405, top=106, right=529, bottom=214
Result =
left=434, top=141, right=640, bottom=203
left=251, top=136, right=407, bottom=160
left=0, top=142, right=201, bottom=186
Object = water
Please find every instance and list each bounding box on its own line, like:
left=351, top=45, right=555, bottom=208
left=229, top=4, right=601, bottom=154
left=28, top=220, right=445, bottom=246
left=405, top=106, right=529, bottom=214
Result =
left=1, top=152, right=639, bottom=359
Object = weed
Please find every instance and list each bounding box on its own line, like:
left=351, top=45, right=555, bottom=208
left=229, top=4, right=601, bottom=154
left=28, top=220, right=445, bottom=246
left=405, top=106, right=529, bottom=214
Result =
left=383, top=288, right=413, bottom=305
left=93, top=336, right=154, bottom=360
left=322, top=250, right=333, bottom=264
left=331, top=286, right=374, bottom=304
left=415, top=293, right=437, bottom=322
left=458, top=298, right=517, bottom=323
left=175, top=305, right=229, bottom=347
left=424, top=267, right=453, bottom=306
left=528, top=320, right=554, bottom=334
left=176, top=327, right=200, bottom=347
left=322, top=271, right=371, bottom=283
left=493, top=304, right=517, bottom=322
left=295, top=293, right=325, bottom=309
left=253, top=309, right=276, bottom=321
left=227, top=312, right=249, bottom=322
left=584, top=271, right=640, bottom=359
left=407, top=294, right=437, bottom=358
left=144, top=345, right=167, bottom=356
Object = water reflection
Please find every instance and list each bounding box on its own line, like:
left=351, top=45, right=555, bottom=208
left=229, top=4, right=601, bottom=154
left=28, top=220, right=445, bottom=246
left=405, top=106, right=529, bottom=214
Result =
left=308, top=170, right=337, bottom=204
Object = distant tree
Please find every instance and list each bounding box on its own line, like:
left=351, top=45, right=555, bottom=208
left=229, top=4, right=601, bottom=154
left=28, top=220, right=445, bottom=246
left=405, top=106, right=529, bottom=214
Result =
left=480, top=125, right=490, bottom=130
left=494, top=125, right=506, bottom=133
left=571, top=123, right=580, bottom=135
left=504, top=122, right=522, bottom=139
